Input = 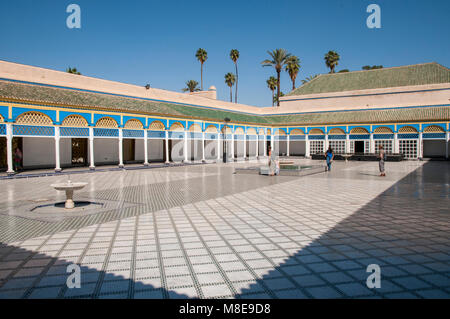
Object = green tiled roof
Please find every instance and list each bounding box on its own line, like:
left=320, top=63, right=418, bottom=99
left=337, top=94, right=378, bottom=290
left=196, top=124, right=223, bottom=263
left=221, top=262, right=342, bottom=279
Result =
left=0, top=79, right=449, bottom=126
left=288, top=63, right=450, bottom=96
left=0, top=80, right=269, bottom=125
left=266, top=106, right=450, bottom=125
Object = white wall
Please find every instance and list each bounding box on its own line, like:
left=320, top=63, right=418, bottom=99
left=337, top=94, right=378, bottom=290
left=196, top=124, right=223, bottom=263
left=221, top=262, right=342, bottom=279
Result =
left=135, top=139, right=144, bottom=161
left=247, top=140, right=257, bottom=157
left=205, top=140, right=218, bottom=159
left=94, top=138, right=118, bottom=164
left=234, top=141, right=245, bottom=157
left=23, top=137, right=55, bottom=168
left=423, top=140, right=446, bottom=157
left=290, top=141, right=306, bottom=156
left=60, top=138, right=72, bottom=166
left=188, top=140, right=202, bottom=160
left=149, top=139, right=164, bottom=162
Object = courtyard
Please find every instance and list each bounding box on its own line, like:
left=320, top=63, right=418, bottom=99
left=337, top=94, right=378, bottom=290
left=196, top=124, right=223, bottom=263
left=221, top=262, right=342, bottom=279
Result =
left=0, top=159, right=448, bottom=299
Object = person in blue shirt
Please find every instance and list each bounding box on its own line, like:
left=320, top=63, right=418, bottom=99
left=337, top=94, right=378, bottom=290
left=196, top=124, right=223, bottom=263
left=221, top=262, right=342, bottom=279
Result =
left=325, top=146, right=334, bottom=172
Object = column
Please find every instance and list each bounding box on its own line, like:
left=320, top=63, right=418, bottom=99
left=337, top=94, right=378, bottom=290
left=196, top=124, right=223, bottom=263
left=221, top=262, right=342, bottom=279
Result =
left=370, top=133, right=375, bottom=154
left=118, top=128, right=124, bottom=168
left=305, top=135, right=310, bottom=158
left=418, top=132, right=423, bottom=159
left=243, top=135, right=247, bottom=160
left=55, top=126, right=61, bottom=172
left=89, top=127, right=95, bottom=170
left=256, top=136, right=259, bottom=158
left=201, top=132, right=205, bottom=162
left=143, top=131, right=149, bottom=166
left=394, top=132, right=399, bottom=154
left=445, top=132, right=449, bottom=159
left=217, top=133, right=221, bottom=162
left=324, top=134, right=328, bottom=153
left=6, top=123, right=14, bottom=175
left=231, top=133, right=235, bottom=161
left=263, top=134, right=267, bottom=157
left=287, top=135, right=290, bottom=156
left=183, top=130, right=188, bottom=162
left=270, top=135, right=274, bottom=150
left=345, top=134, right=350, bottom=154
left=165, top=130, right=170, bottom=164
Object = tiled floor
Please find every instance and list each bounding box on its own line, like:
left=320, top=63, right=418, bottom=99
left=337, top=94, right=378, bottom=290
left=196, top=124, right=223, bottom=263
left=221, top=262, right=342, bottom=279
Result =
left=0, top=159, right=449, bottom=299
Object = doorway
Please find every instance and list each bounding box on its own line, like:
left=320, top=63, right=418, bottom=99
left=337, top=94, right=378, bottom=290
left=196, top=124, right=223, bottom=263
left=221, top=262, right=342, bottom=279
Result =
left=123, top=139, right=135, bottom=163
left=355, top=141, right=365, bottom=153
left=72, top=138, right=88, bottom=166
left=0, top=137, right=6, bottom=170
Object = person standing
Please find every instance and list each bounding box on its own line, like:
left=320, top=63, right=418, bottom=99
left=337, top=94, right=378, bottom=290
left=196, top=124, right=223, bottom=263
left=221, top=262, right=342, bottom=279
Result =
left=268, top=146, right=279, bottom=176
left=325, top=146, right=334, bottom=172
left=378, top=145, right=386, bottom=177
left=13, top=147, right=22, bottom=172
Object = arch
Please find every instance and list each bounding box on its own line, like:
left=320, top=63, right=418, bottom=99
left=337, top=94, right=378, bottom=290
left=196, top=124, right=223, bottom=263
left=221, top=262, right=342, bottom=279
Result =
left=0, top=114, right=4, bottom=123
left=16, top=111, right=53, bottom=126
left=258, top=128, right=265, bottom=135
left=95, top=117, right=118, bottom=128
left=329, top=128, right=345, bottom=135
left=235, top=127, right=245, bottom=135
left=423, top=125, right=445, bottom=133
left=189, top=123, right=202, bottom=132
left=309, top=128, right=324, bottom=135
left=124, top=119, right=144, bottom=129
left=205, top=125, right=218, bottom=133
left=374, top=126, right=393, bottom=134
left=275, top=129, right=286, bottom=135
left=398, top=126, right=418, bottom=133
left=148, top=120, right=165, bottom=131
left=290, top=129, right=305, bottom=135
left=350, top=127, right=369, bottom=134
left=247, top=128, right=257, bottom=135
left=221, top=126, right=232, bottom=134
left=61, top=114, right=88, bottom=127
left=267, top=129, right=272, bottom=135
left=169, top=122, right=185, bottom=131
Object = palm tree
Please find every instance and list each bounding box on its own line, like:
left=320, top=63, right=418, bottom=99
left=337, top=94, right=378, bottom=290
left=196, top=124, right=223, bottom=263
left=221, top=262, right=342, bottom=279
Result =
left=230, top=49, right=240, bottom=103
left=273, top=91, right=285, bottom=105
left=195, top=48, right=208, bottom=90
left=285, top=56, right=300, bottom=91
left=301, top=74, right=319, bottom=84
left=182, top=80, right=201, bottom=93
left=324, top=51, right=340, bottom=73
left=266, top=76, right=277, bottom=107
left=66, top=67, right=81, bottom=75
left=224, top=73, right=236, bottom=102
left=261, top=49, right=291, bottom=106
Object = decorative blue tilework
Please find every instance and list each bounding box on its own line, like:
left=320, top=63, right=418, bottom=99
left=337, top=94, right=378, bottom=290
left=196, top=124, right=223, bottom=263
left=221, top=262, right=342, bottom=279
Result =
left=234, top=134, right=245, bottom=141
left=423, top=133, right=446, bottom=139
left=398, top=133, right=419, bottom=139
left=274, top=136, right=287, bottom=141
left=205, top=133, right=217, bottom=140
left=0, top=124, right=6, bottom=136
left=123, top=129, right=144, bottom=138
left=168, top=131, right=185, bottom=139
left=374, top=134, right=394, bottom=140
left=94, top=128, right=119, bottom=137
left=188, top=132, right=203, bottom=139
left=221, top=134, right=232, bottom=140
left=13, top=125, right=55, bottom=136
left=350, top=134, right=370, bottom=140
left=290, top=135, right=305, bottom=141
left=147, top=130, right=165, bottom=139
left=309, top=135, right=325, bottom=140
left=246, top=135, right=257, bottom=141
left=60, top=127, right=89, bottom=137
left=328, top=135, right=346, bottom=140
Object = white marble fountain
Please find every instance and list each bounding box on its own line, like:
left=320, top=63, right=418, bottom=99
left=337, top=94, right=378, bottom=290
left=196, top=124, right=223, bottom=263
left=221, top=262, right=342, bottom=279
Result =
left=51, top=176, right=88, bottom=209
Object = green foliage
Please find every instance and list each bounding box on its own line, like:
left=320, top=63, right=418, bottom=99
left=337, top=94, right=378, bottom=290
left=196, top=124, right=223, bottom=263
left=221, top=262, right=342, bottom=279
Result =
left=182, top=80, right=200, bottom=93
left=324, top=51, right=340, bottom=73
left=362, top=65, right=383, bottom=70
left=66, top=67, right=81, bottom=75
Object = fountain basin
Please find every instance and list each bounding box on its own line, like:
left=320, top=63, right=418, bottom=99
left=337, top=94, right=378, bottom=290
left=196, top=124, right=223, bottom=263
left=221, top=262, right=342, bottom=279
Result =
left=51, top=182, right=88, bottom=209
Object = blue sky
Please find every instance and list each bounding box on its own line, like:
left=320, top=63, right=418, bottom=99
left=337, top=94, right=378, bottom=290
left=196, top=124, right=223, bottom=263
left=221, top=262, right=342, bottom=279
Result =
left=0, top=0, right=449, bottom=107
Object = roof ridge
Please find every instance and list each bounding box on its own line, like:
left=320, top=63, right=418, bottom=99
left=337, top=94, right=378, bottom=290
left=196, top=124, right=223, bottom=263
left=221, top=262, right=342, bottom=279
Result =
left=321, top=62, right=440, bottom=77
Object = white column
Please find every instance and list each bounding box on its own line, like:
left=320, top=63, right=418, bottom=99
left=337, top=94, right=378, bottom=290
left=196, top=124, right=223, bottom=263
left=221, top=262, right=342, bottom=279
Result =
left=305, top=135, right=310, bottom=158
left=165, top=130, right=170, bottom=163
left=202, top=132, right=205, bottom=162
left=370, top=133, right=375, bottom=154
left=394, top=132, right=399, bottom=154
left=118, top=128, right=124, bottom=168
left=55, top=126, right=61, bottom=172
left=217, top=133, right=221, bottom=162
left=346, top=134, right=350, bottom=154
left=231, top=133, right=235, bottom=161
left=264, top=135, right=267, bottom=157
left=243, top=135, right=247, bottom=160
left=183, top=130, right=188, bottom=162
left=287, top=135, right=290, bottom=156
left=445, top=132, right=449, bottom=159
left=256, top=136, right=259, bottom=158
left=270, top=135, right=274, bottom=150
left=6, top=123, right=14, bottom=174
left=89, top=127, right=95, bottom=170
left=324, top=135, right=328, bottom=153
left=418, top=132, right=423, bottom=159
left=144, top=131, right=149, bottom=166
